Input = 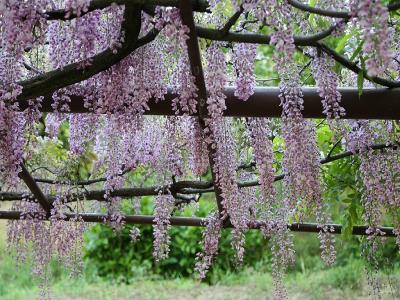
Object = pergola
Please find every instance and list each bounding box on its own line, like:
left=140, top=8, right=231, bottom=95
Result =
left=1, top=0, right=399, bottom=238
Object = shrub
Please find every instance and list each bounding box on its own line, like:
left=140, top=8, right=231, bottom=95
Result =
left=83, top=198, right=269, bottom=282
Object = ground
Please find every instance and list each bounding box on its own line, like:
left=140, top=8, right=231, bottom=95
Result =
left=0, top=217, right=399, bottom=300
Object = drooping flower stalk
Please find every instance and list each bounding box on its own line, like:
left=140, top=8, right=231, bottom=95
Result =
left=0, top=53, right=25, bottom=186
left=153, top=194, right=175, bottom=262
left=354, top=0, right=393, bottom=77
left=343, top=119, right=399, bottom=297
left=261, top=215, right=296, bottom=300
left=69, top=114, right=98, bottom=156
left=204, top=44, right=250, bottom=262
left=311, top=52, right=346, bottom=119
left=195, top=212, right=222, bottom=279
left=154, top=7, right=190, bottom=52
left=101, top=115, right=126, bottom=230
left=205, top=43, right=228, bottom=122
left=214, top=118, right=249, bottom=259
left=171, top=53, right=198, bottom=115
left=316, top=206, right=337, bottom=266
left=130, top=227, right=141, bottom=242
left=269, top=2, right=331, bottom=296
left=0, top=0, right=47, bottom=58
left=50, top=191, right=87, bottom=276
left=185, top=117, right=209, bottom=176
left=233, top=43, right=257, bottom=101
left=344, top=121, right=386, bottom=231
left=7, top=196, right=51, bottom=299
left=246, top=117, right=275, bottom=215
left=0, top=104, right=25, bottom=186
left=64, top=0, right=91, bottom=18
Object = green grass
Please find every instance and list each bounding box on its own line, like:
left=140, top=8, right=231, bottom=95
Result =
left=1, top=255, right=399, bottom=300
left=1, top=270, right=399, bottom=300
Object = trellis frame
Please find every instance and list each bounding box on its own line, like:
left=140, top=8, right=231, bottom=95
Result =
left=2, top=0, right=400, bottom=237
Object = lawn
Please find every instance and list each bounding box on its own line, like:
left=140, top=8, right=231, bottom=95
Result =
left=1, top=267, right=399, bottom=300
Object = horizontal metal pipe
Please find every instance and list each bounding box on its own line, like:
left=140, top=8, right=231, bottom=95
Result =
left=0, top=211, right=396, bottom=237
left=17, top=87, right=400, bottom=119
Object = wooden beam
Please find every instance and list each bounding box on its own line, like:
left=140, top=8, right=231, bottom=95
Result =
left=15, top=87, right=400, bottom=120
left=18, top=164, right=53, bottom=215
left=179, top=0, right=227, bottom=217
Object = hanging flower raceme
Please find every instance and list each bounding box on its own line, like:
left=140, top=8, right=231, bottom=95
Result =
left=154, top=7, right=190, bottom=52
left=130, top=227, right=141, bottom=242
left=261, top=213, right=296, bottom=300
left=94, top=40, right=167, bottom=115
left=204, top=44, right=249, bottom=262
left=246, top=118, right=275, bottom=215
left=205, top=45, right=245, bottom=220
left=164, top=117, right=184, bottom=178
left=311, top=52, right=346, bottom=119
left=205, top=43, right=228, bottom=122
left=70, top=10, right=102, bottom=68
left=269, top=3, right=330, bottom=296
left=0, top=54, right=25, bottom=187
left=213, top=119, right=249, bottom=259
left=148, top=117, right=187, bottom=262
left=157, top=7, right=197, bottom=116
left=50, top=193, right=87, bottom=276
left=184, top=117, right=209, bottom=177
left=94, top=59, right=133, bottom=114
left=45, top=114, right=66, bottom=138
left=0, top=0, right=47, bottom=57
left=98, top=115, right=128, bottom=230
left=316, top=202, right=337, bottom=266
left=343, top=120, right=400, bottom=295
left=153, top=194, right=175, bottom=262
left=64, top=0, right=91, bottom=18
left=354, top=0, right=393, bottom=77
left=171, top=54, right=198, bottom=115
left=272, top=27, right=321, bottom=217
left=233, top=43, right=257, bottom=101
left=47, top=2, right=104, bottom=68
left=49, top=4, right=101, bottom=68
left=0, top=103, right=25, bottom=186
left=195, top=212, right=222, bottom=279
left=0, top=52, right=22, bottom=101
left=348, top=122, right=387, bottom=233
left=100, top=115, right=144, bottom=230
left=7, top=196, right=51, bottom=299
left=282, top=119, right=322, bottom=215
left=69, top=114, right=98, bottom=156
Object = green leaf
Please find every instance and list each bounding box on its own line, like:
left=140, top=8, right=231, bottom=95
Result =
left=307, top=0, right=317, bottom=27
left=349, top=41, right=364, bottom=62
left=342, top=218, right=353, bottom=240
left=357, top=71, right=364, bottom=97
left=335, top=34, right=352, bottom=53
left=349, top=204, right=359, bottom=223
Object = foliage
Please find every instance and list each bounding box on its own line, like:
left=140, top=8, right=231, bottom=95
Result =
left=84, top=198, right=269, bottom=282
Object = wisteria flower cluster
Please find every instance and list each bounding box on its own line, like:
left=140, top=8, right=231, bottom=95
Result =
left=153, top=194, right=175, bottom=262
left=311, top=52, right=346, bottom=119
left=355, top=0, right=393, bottom=77
left=195, top=212, right=222, bottom=279
left=233, top=43, right=257, bottom=101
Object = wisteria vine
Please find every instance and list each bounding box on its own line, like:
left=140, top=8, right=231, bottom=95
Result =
left=0, top=1, right=399, bottom=299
